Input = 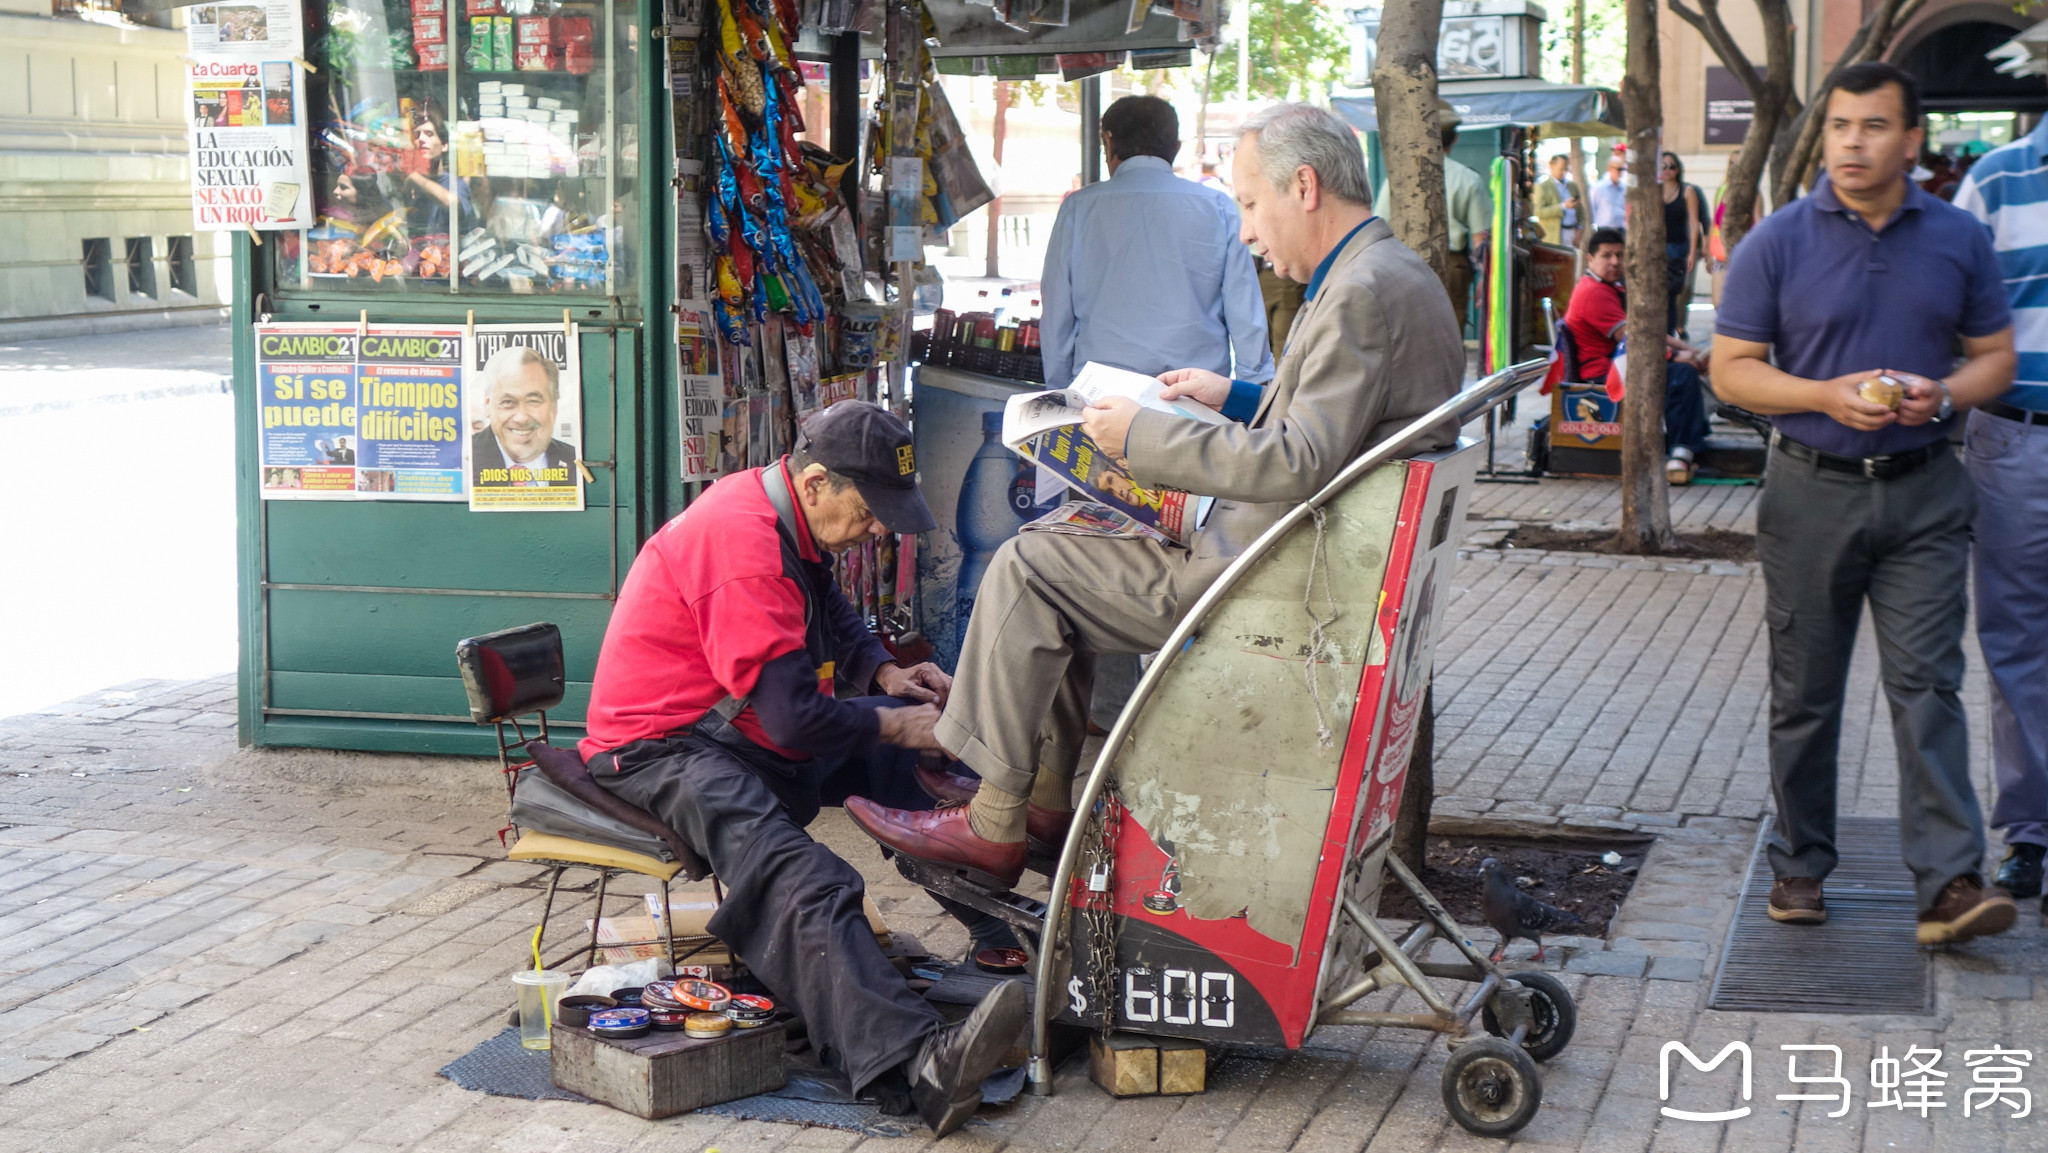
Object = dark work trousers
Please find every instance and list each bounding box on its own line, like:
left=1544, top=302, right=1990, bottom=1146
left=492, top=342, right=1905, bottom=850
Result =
left=1665, top=361, right=1711, bottom=457
left=594, top=705, right=945, bottom=1095
left=1757, top=443, right=1984, bottom=913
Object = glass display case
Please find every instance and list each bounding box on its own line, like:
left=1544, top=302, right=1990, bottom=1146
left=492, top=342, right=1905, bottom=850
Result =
left=277, top=0, right=640, bottom=296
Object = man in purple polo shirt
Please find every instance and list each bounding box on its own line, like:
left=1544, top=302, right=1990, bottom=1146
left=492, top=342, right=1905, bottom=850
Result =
left=1714, top=62, right=2020, bottom=945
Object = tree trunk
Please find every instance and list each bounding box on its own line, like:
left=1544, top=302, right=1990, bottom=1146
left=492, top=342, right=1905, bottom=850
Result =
left=1196, top=46, right=1216, bottom=157
left=1371, top=0, right=1450, bottom=285
left=985, top=81, right=1011, bottom=279
left=1616, top=0, right=1674, bottom=553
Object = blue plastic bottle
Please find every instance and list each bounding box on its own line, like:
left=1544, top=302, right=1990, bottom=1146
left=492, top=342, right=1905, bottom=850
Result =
left=956, top=408, right=1022, bottom=619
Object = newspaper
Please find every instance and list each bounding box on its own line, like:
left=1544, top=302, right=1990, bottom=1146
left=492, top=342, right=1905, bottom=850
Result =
left=1000, top=361, right=1226, bottom=543
left=1019, top=500, right=1167, bottom=543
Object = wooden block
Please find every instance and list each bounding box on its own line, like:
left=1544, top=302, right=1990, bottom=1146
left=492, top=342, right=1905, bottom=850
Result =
left=550, top=1023, right=784, bottom=1118
left=1088, top=1032, right=1158, bottom=1097
left=1156, top=1037, right=1207, bottom=1095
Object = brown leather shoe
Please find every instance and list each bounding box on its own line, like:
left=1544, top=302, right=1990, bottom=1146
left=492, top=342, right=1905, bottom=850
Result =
left=1768, top=877, right=1827, bottom=924
left=1917, top=874, right=2018, bottom=945
left=913, top=757, right=981, bottom=805
left=846, top=797, right=1026, bottom=890
left=1026, top=805, right=1074, bottom=853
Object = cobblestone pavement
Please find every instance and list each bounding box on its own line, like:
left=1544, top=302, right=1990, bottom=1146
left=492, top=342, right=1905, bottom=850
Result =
left=4, top=497, right=2045, bottom=1153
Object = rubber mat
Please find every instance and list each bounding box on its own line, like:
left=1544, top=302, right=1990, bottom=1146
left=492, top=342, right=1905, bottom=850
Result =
left=1708, top=816, right=1930, bottom=1014
left=438, top=1027, right=591, bottom=1103
left=438, top=1026, right=1025, bottom=1135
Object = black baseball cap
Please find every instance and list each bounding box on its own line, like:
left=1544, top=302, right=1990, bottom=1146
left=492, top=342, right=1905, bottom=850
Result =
left=796, top=401, right=936, bottom=535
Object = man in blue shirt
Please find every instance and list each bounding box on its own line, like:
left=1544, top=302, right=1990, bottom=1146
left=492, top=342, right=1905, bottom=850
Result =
left=1714, top=63, right=2019, bottom=944
left=1037, top=95, right=1272, bottom=390
left=1951, top=121, right=2048, bottom=907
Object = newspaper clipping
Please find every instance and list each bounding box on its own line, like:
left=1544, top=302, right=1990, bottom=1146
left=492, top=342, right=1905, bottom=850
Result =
left=356, top=327, right=466, bottom=499
left=676, top=299, right=722, bottom=481
left=466, top=323, right=585, bottom=511
left=256, top=324, right=359, bottom=498
left=186, top=3, right=311, bottom=230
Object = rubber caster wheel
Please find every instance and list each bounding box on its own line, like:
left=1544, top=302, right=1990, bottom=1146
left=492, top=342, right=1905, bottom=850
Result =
left=1481, top=969, right=1577, bottom=1062
left=1441, top=1037, right=1543, bottom=1137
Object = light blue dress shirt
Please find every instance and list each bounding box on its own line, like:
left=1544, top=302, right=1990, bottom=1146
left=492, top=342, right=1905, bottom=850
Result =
left=1038, top=155, right=1273, bottom=389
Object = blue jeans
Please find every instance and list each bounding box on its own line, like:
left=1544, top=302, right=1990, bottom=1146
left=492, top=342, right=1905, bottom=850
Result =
left=1965, top=408, right=2048, bottom=848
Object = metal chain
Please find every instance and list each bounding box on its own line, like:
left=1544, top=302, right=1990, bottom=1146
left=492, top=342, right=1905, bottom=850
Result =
left=1078, top=781, right=1121, bottom=1037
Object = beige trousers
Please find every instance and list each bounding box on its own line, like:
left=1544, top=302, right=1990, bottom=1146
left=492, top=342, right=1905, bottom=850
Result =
left=934, top=530, right=1227, bottom=798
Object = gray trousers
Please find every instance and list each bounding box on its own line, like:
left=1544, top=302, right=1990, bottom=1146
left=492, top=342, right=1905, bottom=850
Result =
left=934, top=531, right=1225, bottom=798
left=1964, top=409, right=2048, bottom=848
left=1758, top=443, right=1983, bottom=912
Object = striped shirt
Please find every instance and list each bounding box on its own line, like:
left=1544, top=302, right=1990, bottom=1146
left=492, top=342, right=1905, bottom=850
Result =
left=1954, top=123, right=2048, bottom=411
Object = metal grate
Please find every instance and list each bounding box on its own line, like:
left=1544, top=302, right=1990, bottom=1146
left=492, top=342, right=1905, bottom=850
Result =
left=1709, top=816, right=1930, bottom=1014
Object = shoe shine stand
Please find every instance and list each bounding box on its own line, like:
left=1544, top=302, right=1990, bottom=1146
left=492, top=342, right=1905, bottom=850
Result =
left=891, top=362, right=1580, bottom=1138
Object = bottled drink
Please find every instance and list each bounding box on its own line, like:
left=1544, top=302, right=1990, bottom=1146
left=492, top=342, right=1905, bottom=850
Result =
left=956, top=408, right=1021, bottom=618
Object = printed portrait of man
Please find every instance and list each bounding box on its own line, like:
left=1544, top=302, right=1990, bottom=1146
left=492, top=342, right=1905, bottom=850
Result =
left=470, top=345, right=577, bottom=487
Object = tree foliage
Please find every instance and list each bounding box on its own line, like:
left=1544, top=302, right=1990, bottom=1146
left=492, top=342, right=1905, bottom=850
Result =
left=1539, top=0, right=1625, bottom=87
left=1233, top=0, right=1349, bottom=100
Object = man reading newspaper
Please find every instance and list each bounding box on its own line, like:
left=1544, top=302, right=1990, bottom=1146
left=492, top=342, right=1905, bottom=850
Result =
left=848, top=104, right=1467, bottom=887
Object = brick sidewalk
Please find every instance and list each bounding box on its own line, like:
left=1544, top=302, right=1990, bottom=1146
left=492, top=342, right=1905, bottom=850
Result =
left=0, top=473, right=2039, bottom=1152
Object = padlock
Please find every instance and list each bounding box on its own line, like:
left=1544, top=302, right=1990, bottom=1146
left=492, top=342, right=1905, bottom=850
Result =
left=1087, top=863, right=1111, bottom=892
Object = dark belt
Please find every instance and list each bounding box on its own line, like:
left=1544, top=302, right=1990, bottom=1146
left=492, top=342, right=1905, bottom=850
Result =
left=1984, top=399, right=2048, bottom=426
left=1769, top=429, right=1945, bottom=480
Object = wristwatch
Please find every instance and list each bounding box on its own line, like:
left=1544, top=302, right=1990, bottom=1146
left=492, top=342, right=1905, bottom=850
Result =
left=1935, top=378, right=1955, bottom=423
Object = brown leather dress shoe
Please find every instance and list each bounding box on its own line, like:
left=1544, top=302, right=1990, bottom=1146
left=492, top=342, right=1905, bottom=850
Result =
left=1026, top=804, right=1074, bottom=854
left=912, top=758, right=981, bottom=805
left=846, top=797, right=1027, bottom=890
left=1917, top=874, right=2018, bottom=945
left=1768, top=877, right=1827, bottom=924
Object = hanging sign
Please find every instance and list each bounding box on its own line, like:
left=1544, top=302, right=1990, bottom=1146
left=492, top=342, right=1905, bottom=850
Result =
left=465, top=323, right=586, bottom=511
left=186, top=3, right=312, bottom=230
left=256, top=324, right=359, bottom=498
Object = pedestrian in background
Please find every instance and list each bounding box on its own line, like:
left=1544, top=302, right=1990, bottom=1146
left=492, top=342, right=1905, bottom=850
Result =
left=1951, top=121, right=2048, bottom=909
left=1533, top=153, right=1580, bottom=246
left=1377, top=120, right=1493, bottom=324
left=1588, top=143, right=1629, bottom=233
left=1659, top=152, right=1704, bottom=337
left=1038, top=95, right=1272, bottom=391
left=1712, top=62, right=2019, bottom=945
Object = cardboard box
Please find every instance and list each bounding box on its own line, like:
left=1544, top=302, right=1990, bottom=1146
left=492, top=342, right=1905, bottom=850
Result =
left=516, top=44, right=558, bottom=71
left=411, top=0, right=445, bottom=13
left=417, top=39, right=449, bottom=69
left=466, top=0, right=499, bottom=13
left=517, top=15, right=554, bottom=43
left=535, top=96, right=562, bottom=110
left=493, top=17, right=514, bottom=70
left=411, top=15, right=445, bottom=42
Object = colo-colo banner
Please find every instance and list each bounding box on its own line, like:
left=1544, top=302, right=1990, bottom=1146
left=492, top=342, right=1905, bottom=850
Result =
left=186, top=3, right=312, bottom=230
left=256, top=324, right=359, bottom=498
left=357, top=327, right=466, bottom=499
left=465, top=323, right=585, bottom=512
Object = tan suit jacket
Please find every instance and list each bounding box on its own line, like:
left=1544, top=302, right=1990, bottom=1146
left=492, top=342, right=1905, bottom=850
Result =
left=1123, top=216, right=1466, bottom=563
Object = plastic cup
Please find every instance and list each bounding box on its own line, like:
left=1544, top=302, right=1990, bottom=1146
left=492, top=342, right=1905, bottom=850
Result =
left=513, top=970, right=573, bottom=1050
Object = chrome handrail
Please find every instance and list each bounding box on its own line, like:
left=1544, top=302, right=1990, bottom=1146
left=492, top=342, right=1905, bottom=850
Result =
left=1025, top=358, right=1548, bottom=1090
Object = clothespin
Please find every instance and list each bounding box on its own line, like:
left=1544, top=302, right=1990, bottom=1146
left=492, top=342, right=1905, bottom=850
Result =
left=562, top=308, right=573, bottom=344
left=575, top=461, right=596, bottom=483
left=246, top=224, right=263, bottom=247
left=294, top=56, right=319, bottom=74
left=465, top=309, right=475, bottom=345
left=358, top=309, right=369, bottom=339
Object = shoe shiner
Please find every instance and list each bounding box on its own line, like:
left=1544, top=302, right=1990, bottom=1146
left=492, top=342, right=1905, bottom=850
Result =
left=578, top=401, right=1022, bottom=1133
left=845, top=103, right=1465, bottom=888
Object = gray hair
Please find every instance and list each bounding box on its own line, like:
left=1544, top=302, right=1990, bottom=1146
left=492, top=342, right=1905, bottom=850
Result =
left=480, top=345, right=560, bottom=403
left=1239, top=103, right=1371, bottom=207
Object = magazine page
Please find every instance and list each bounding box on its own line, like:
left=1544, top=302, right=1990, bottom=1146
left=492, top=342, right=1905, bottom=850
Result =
left=999, top=387, right=1088, bottom=447
left=1018, top=500, right=1168, bottom=543
left=1066, top=360, right=1230, bottom=428
left=465, top=323, right=585, bottom=511
left=1021, top=424, right=1196, bottom=543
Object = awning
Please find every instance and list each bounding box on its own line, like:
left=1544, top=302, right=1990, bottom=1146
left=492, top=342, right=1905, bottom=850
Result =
left=1331, top=78, right=1625, bottom=138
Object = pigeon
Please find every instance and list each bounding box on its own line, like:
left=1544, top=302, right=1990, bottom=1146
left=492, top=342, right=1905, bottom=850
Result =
left=1480, top=857, right=1584, bottom=962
